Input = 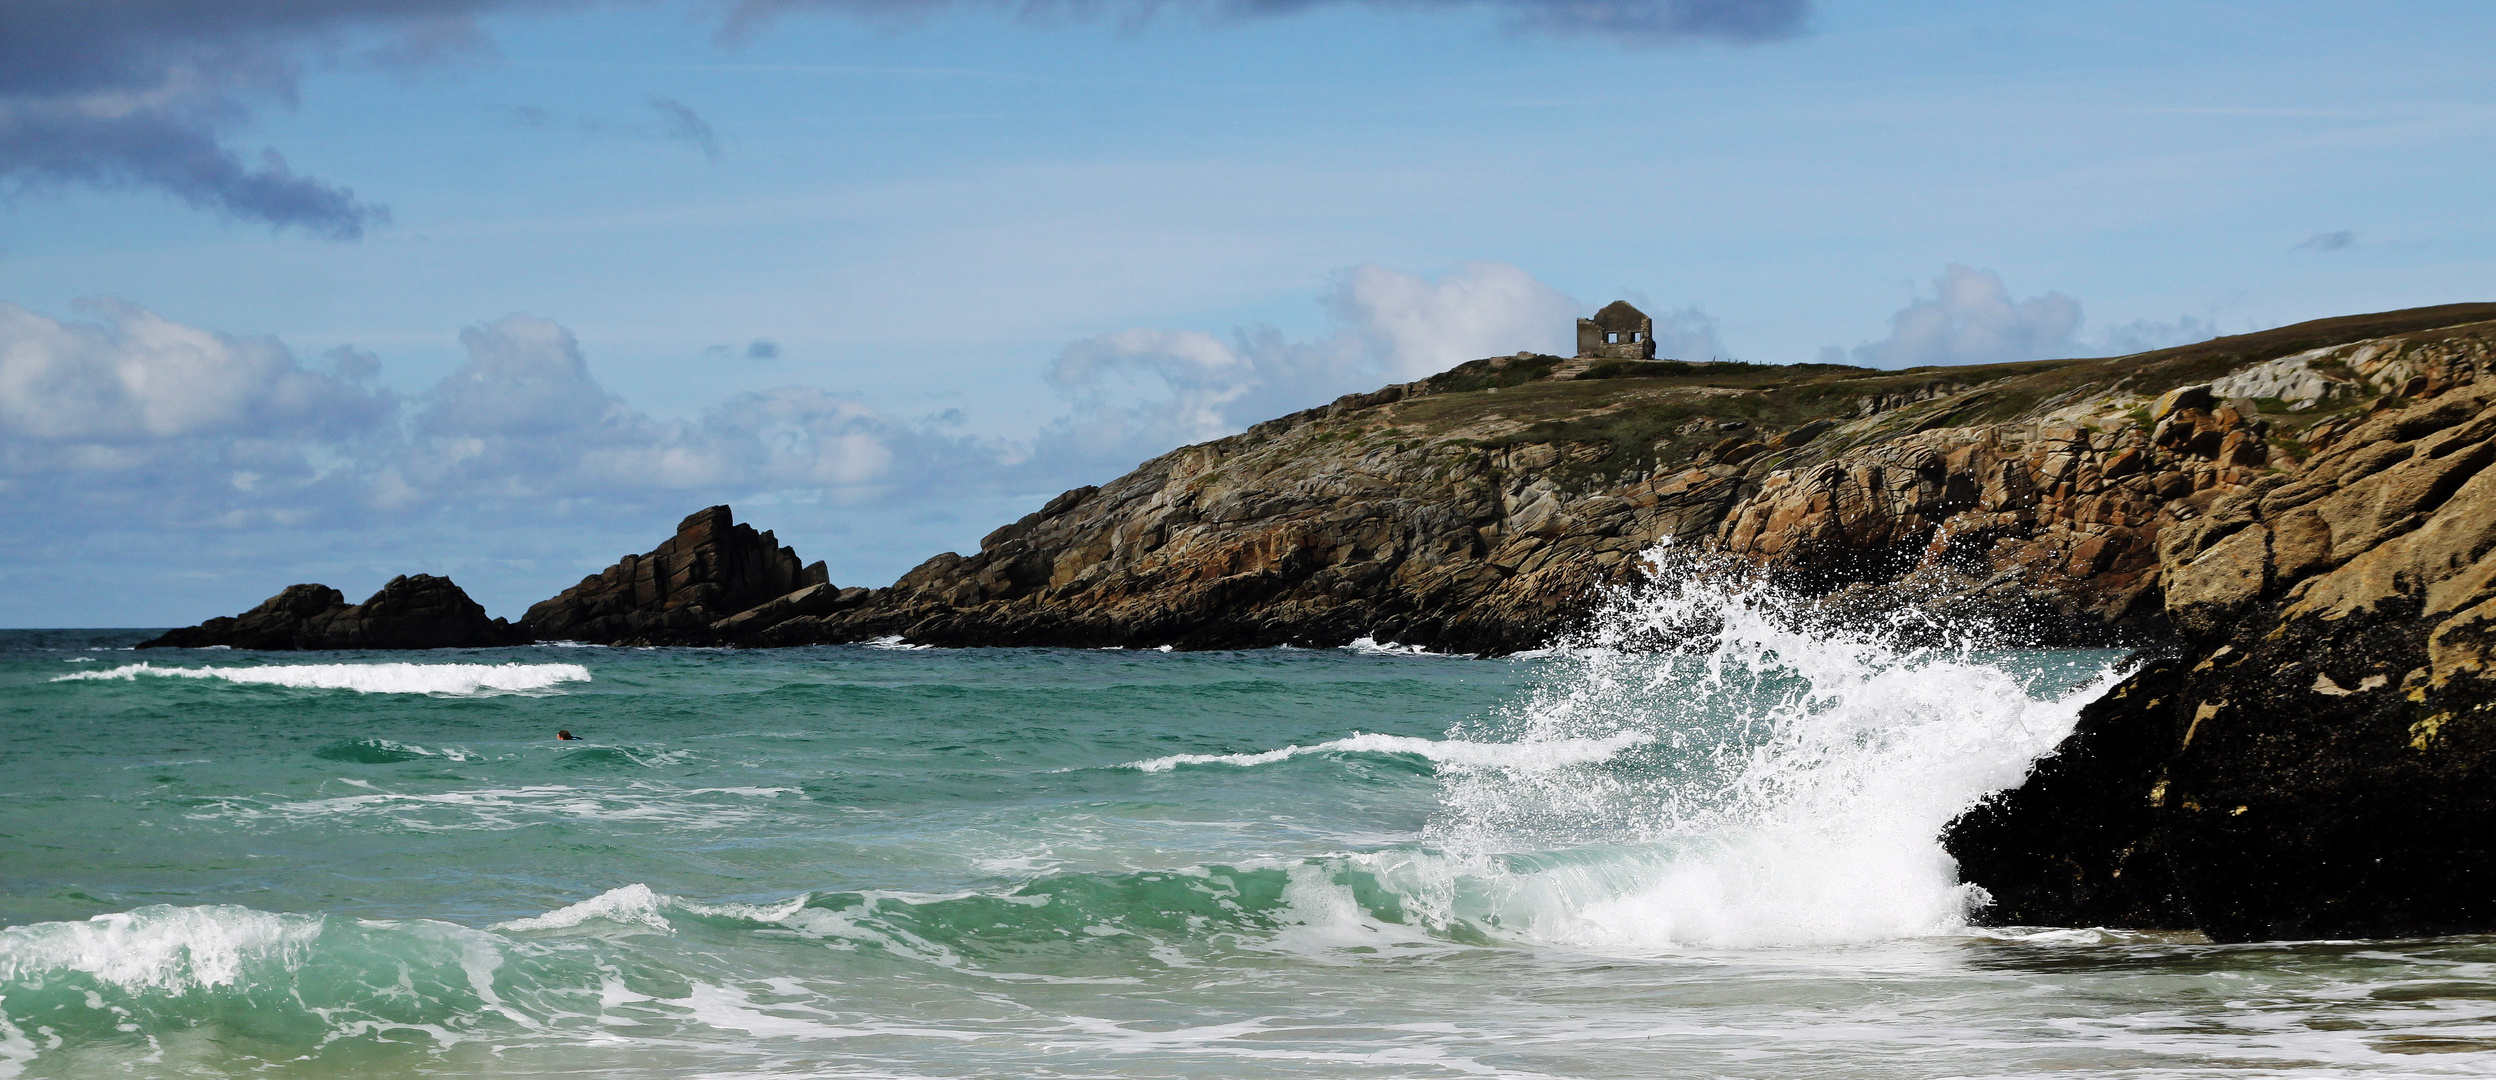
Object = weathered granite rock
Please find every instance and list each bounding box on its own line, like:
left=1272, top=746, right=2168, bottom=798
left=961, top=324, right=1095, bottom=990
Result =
left=1947, top=332, right=2496, bottom=940
left=138, top=575, right=522, bottom=650
left=766, top=306, right=2496, bottom=656
left=522, top=506, right=829, bottom=645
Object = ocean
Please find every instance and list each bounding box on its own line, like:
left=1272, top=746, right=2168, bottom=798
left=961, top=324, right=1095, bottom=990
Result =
left=6, top=573, right=2496, bottom=1078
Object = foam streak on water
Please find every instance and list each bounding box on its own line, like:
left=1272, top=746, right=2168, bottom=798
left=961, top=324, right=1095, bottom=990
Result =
left=52, top=661, right=590, bottom=695
left=1119, top=731, right=1647, bottom=773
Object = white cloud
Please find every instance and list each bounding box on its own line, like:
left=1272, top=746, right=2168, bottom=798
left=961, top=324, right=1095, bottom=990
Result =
left=417, top=315, right=628, bottom=439
left=0, top=299, right=394, bottom=532
left=1329, top=261, right=1579, bottom=380
left=2097, top=314, right=2221, bottom=356
left=1039, top=261, right=1627, bottom=472
left=0, top=298, right=389, bottom=443
left=1842, top=264, right=2083, bottom=369
left=0, top=300, right=1005, bottom=533
left=397, top=314, right=999, bottom=509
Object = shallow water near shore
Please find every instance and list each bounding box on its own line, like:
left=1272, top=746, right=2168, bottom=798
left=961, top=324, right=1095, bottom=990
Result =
left=7, top=578, right=2496, bottom=1078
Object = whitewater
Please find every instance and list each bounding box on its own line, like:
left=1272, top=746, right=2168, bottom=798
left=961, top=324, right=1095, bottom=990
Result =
left=5, top=564, right=2494, bottom=1078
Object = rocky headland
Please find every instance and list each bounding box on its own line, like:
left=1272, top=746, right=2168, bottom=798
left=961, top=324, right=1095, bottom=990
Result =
left=728, top=303, right=2496, bottom=655
left=135, top=300, right=2496, bottom=942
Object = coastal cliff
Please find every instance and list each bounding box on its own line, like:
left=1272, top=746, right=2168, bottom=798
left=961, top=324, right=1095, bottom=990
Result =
left=741, top=303, right=2496, bottom=654
left=1947, top=362, right=2496, bottom=941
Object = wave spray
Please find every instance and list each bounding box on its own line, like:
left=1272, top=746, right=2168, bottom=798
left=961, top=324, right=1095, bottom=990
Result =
left=1400, top=548, right=2125, bottom=951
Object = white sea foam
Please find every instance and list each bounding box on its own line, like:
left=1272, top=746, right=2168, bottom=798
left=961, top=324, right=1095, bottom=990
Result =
left=0, top=905, right=321, bottom=993
left=1119, top=731, right=1647, bottom=773
left=864, top=635, right=930, bottom=651
left=1409, top=548, right=2126, bottom=952
left=52, top=662, right=590, bottom=695
left=493, top=884, right=820, bottom=939
left=1340, top=636, right=1452, bottom=657
left=493, top=884, right=677, bottom=933
left=242, top=781, right=788, bottom=832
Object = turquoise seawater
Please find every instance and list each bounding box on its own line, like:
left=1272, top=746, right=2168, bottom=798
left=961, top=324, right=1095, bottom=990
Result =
left=6, top=578, right=2496, bottom=1078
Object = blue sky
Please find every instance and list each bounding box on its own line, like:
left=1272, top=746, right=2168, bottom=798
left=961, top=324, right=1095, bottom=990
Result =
left=3, top=0, right=2492, bottom=626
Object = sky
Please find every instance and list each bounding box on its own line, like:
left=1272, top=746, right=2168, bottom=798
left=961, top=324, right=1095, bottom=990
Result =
left=3, top=0, right=2492, bottom=626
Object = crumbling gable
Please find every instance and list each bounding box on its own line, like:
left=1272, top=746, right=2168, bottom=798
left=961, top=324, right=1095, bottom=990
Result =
left=1577, top=300, right=1655, bottom=360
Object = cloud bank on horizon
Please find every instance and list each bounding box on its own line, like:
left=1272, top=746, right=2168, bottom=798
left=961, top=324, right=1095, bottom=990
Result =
left=0, top=0, right=1808, bottom=236
left=0, top=260, right=2208, bottom=547
left=1827, top=265, right=2222, bottom=370
left=0, top=299, right=997, bottom=533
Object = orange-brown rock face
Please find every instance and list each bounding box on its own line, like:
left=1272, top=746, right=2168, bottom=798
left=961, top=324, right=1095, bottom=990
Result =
left=1948, top=324, right=2496, bottom=941
left=761, top=416, right=1763, bottom=653
left=756, top=308, right=2496, bottom=654
left=1709, top=412, right=2265, bottom=638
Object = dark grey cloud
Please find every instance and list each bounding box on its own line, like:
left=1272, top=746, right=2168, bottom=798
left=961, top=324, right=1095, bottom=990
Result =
left=0, top=107, right=386, bottom=239
left=648, top=95, right=722, bottom=160
left=2296, top=230, right=2357, bottom=253
left=0, top=0, right=547, bottom=237
left=746, top=338, right=780, bottom=358
left=720, top=0, right=1807, bottom=44
left=1, top=0, right=1802, bottom=235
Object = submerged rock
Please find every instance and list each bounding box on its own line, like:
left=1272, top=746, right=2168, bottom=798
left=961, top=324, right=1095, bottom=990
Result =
left=138, top=575, right=522, bottom=650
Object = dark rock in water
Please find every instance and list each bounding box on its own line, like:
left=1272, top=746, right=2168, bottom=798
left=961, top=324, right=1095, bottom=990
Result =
left=521, top=505, right=829, bottom=645
left=709, top=582, right=868, bottom=640
left=1947, top=359, right=2496, bottom=942
left=1946, top=658, right=2196, bottom=930
left=321, top=574, right=525, bottom=649
left=138, top=575, right=522, bottom=650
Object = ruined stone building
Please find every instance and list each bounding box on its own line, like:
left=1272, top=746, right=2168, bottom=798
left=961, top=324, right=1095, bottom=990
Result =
left=1577, top=300, right=1655, bottom=360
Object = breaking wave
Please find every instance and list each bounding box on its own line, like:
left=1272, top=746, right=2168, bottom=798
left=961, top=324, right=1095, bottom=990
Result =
left=1415, top=548, right=2125, bottom=949
left=52, top=661, right=591, bottom=695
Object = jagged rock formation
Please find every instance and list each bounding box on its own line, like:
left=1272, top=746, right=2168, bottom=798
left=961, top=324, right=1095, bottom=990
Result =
left=1947, top=343, right=2496, bottom=941
left=754, top=304, right=2496, bottom=653
left=522, top=505, right=836, bottom=645
left=138, top=575, right=523, bottom=650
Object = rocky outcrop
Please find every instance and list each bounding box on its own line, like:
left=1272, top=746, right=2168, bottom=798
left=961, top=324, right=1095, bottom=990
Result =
left=1946, top=331, right=2496, bottom=941
left=753, top=389, right=1767, bottom=653
left=522, top=505, right=831, bottom=645
left=752, top=305, right=2496, bottom=653
left=138, top=575, right=523, bottom=650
